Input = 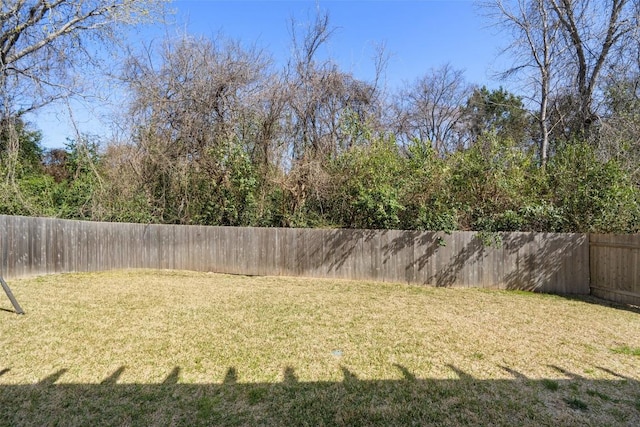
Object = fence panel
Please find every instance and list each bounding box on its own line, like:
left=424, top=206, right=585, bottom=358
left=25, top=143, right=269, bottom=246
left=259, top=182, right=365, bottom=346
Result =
left=0, top=215, right=592, bottom=296
left=590, top=234, right=640, bottom=306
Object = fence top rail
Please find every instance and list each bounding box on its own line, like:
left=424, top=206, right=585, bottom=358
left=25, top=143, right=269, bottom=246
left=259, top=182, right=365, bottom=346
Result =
left=1, top=214, right=591, bottom=238
left=590, top=241, right=640, bottom=250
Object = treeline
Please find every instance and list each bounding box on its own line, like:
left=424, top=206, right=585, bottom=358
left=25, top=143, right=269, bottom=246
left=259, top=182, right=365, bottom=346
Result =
left=1, top=10, right=639, bottom=233
left=2, top=125, right=637, bottom=233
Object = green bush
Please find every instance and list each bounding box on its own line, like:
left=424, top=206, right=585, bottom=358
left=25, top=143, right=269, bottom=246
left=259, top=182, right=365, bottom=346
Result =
left=328, top=137, right=405, bottom=229
left=548, top=142, right=640, bottom=233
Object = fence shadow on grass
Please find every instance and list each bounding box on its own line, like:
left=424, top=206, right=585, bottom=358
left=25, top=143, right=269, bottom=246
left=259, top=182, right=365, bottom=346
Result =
left=557, top=293, right=640, bottom=315
left=1, top=364, right=638, bottom=426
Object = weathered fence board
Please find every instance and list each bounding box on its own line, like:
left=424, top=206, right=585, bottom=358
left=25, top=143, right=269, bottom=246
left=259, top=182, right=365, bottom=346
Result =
left=590, top=234, right=640, bottom=306
left=0, top=215, right=592, bottom=295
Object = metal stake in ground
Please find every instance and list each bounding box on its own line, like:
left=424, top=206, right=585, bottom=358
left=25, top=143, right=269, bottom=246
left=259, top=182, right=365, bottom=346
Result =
left=1, top=276, right=25, bottom=315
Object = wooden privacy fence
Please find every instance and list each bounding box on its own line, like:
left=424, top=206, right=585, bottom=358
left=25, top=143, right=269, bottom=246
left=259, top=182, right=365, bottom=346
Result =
left=0, top=215, right=590, bottom=294
left=590, top=234, right=640, bottom=306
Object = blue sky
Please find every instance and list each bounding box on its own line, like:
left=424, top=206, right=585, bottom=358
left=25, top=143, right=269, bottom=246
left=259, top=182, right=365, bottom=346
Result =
left=35, top=0, right=509, bottom=148
left=171, top=0, right=506, bottom=85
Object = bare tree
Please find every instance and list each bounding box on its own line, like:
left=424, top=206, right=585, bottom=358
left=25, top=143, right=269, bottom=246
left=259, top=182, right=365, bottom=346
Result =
left=125, top=36, right=270, bottom=155
left=547, top=0, right=638, bottom=134
left=0, top=0, right=166, bottom=118
left=485, top=0, right=564, bottom=165
left=285, top=11, right=380, bottom=161
left=121, top=35, right=275, bottom=223
left=484, top=0, right=640, bottom=163
left=394, top=64, right=474, bottom=154
left=596, top=75, right=640, bottom=183
left=0, top=0, right=166, bottom=204
left=279, top=11, right=382, bottom=224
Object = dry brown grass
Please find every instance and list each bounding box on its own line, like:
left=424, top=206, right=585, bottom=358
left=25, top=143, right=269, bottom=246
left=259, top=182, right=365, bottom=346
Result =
left=1, top=269, right=639, bottom=426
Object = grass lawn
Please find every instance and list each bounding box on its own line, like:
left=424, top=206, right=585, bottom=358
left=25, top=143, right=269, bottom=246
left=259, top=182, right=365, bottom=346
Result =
left=1, top=270, right=639, bottom=426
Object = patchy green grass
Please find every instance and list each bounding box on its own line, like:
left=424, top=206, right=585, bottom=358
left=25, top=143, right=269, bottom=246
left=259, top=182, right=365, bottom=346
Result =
left=586, top=389, right=612, bottom=401
left=564, top=397, right=588, bottom=411
left=541, top=379, right=559, bottom=392
left=1, top=270, right=640, bottom=426
left=611, top=345, right=640, bottom=356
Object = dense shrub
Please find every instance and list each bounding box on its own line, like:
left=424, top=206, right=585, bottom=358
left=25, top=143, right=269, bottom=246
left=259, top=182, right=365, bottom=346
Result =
left=547, top=142, right=640, bottom=233
left=2, top=111, right=639, bottom=234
